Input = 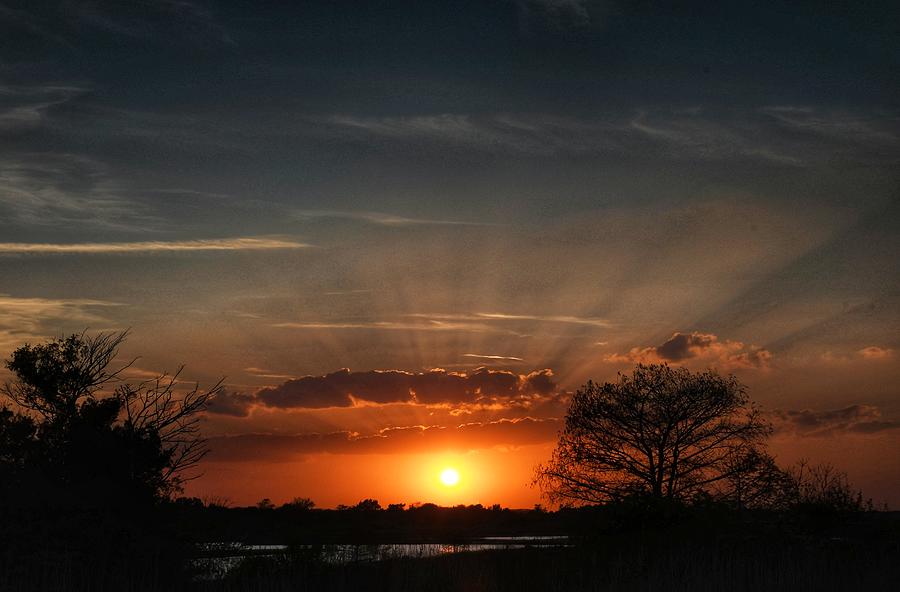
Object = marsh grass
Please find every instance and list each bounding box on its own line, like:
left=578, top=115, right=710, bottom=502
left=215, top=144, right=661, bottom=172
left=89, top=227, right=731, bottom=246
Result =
left=198, top=532, right=899, bottom=592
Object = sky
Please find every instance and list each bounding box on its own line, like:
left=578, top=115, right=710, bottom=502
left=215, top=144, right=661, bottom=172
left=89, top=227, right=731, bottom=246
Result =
left=1, top=0, right=899, bottom=508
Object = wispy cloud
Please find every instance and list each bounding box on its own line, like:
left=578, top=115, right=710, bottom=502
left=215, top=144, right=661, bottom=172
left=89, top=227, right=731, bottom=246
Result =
left=294, top=209, right=495, bottom=227
left=273, top=311, right=610, bottom=335
left=463, top=353, right=525, bottom=362
left=244, top=367, right=297, bottom=380
left=0, top=85, right=89, bottom=131
left=323, top=113, right=620, bottom=156
left=322, top=289, right=373, bottom=296
left=272, top=320, right=525, bottom=336
left=473, top=312, right=610, bottom=327
left=0, top=237, right=312, bottom=254
left=762, top=106, right=899, bottom=145
left=0, top=153, right=156, bottom=230
left=0, top=295, right=121, bottom=350
left=321, top=108, right=900, bottom=165
left=406, top=312, right=609, bottom=328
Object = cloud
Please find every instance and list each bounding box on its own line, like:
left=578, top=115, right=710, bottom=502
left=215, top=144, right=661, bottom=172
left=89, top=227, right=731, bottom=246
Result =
left=0, top=153, right=153, bottom=229
left=244, top=367, right=297, bottom=380
left=294, top=209, right=494, bottom=227
left=272, top=319, right=527, bottom=337
left=0, top=295, right=121, bottom=350
left=858, top=346, right=893, bottom=360
left=0, top=237, right=312, bottom=254
left=774, top=405, right=900, bottom=437
left=473, top=312, right=610, bottom=327
left=463, top=353, right=525, bottom=362
left=318, top=108, right=900, bottom=166
left=762, top=106, right=899, bottom=146
left=273, top=311, right=610, bottom=338
left=606, top=331, right=772, bottom=369
left=239, top=367, right=561, bottom=411
left=522, top=369, right=557, bottom=395
left=322, top=113, right=621, bottom=156
left=205, top=417, right=561, bottom=460
left=206, top=390, right=256, bottom=418
left=408, top=312, right=610, bottom=328
left=0, top=85, right=88, bottom=131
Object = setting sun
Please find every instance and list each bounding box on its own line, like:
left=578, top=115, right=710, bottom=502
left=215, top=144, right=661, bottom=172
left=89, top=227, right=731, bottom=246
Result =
left=439, top=468, right=460, bottom=487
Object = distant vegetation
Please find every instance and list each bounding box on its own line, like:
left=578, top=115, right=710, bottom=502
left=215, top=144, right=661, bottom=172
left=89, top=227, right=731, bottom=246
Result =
left=0, top=332, right=894, bottom=591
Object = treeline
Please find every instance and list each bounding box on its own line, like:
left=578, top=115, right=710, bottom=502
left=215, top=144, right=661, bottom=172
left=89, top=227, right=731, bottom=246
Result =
left=170, top=499, right=565, bottom=544
left=168, top=494, right=893, bottom=549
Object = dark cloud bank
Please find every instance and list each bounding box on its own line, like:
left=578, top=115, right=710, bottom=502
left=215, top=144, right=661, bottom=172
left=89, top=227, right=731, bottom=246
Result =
left=774, top=404, right=900, bottom=437
left=208, top=367, right=559, bottom=417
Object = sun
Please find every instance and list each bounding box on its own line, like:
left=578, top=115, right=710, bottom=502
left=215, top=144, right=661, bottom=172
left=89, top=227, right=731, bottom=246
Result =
left=439, top=467, right=460, bottom=487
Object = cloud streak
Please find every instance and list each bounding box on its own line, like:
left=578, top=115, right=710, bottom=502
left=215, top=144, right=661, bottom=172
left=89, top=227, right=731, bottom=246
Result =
left=774, top=405, right=900, bottom=437
left=407, top=312, right=610, bottom=328
left=294, top=209, right=495, bottom=227
left=463, top=353, right=525, bottom=362
left=0, top=237, right=312, bottom=254
left=320, top=108, right=900, bottom=165
left=272, top=319, right=527, bottom=337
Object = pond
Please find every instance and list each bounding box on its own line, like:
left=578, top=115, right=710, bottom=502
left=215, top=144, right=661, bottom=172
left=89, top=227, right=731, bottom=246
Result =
left=195, top=536, right=571, bottom=579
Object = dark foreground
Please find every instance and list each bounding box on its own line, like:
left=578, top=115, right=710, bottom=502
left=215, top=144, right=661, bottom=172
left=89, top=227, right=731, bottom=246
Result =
left=2, top=508, right=898, bottom=592
left=204, top=538, right=898, bottom=592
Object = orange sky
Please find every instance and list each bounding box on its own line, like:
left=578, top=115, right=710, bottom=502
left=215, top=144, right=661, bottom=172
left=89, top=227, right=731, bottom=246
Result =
left=178, top=349, right=900, bottom=509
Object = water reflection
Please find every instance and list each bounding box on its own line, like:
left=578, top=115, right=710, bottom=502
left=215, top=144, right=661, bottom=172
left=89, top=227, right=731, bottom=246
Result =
left=196, top=537, right=571, bottom=579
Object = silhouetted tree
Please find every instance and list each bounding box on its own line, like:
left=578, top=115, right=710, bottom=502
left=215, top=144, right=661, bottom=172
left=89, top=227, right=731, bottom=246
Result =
left=785, top=460, right=871, bottom=512
left=0, top=331, right=221, bottom=589
left=0, top=331, right=221, bottom=506
left=713, top=447, right=793, bottom=509
left=353, top=498, right=382, bottom=511
left=535, top=364, right=772, bottom=505
left=3, top=331, right=129, bottom=421
left=282, top=497, right=316, bottom=510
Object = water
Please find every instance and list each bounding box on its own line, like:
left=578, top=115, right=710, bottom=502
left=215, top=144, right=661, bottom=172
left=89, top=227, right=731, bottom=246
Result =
left=195, top=537, right=571, bottom=579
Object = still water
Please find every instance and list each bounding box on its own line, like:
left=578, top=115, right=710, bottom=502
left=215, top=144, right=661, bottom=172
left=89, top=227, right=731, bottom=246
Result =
left=196, top=536, right=570, bottom=579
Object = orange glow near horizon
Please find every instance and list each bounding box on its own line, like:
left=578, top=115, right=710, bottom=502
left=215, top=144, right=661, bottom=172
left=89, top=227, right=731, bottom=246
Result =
left=188, top=446, right=556, bottom=509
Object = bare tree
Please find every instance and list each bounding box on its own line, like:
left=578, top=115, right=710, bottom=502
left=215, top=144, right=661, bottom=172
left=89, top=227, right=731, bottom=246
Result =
left=785, top=460, right=871, bottom=511
left=713, top=448, right=793, bottom=509
left=118, top=368, right=223, bottom=492
left=534, top=364, right=772, bottom=505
